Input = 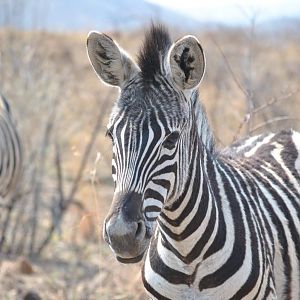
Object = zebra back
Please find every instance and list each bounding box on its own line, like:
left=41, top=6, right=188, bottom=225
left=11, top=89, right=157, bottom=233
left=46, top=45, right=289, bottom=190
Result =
left=0, top=93, right=23, bottom=198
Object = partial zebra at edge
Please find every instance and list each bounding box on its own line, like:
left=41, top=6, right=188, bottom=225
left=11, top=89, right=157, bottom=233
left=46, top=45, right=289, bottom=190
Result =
left=0, top=93, right=23, bottom=198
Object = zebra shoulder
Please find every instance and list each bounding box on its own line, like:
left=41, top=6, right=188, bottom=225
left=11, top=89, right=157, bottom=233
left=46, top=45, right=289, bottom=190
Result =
left=222, top=132, right=274, bottom=159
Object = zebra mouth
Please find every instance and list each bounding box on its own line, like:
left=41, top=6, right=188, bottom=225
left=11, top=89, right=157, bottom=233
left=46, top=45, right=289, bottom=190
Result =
left=116, top=252, right=145, bottom=264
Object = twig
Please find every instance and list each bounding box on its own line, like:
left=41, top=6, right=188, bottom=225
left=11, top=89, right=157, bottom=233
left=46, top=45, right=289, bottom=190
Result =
left=252, top=89, right=298, bottom=115
left=231, top=113, right=251, bottom=143
left=231, top=89, right=297, bottom=143
left=209, top=35, right=248, bottom=97
left=244, top=15, right=257, bottom=134
left=36, top=92, right=111, bottom=254
left=250, top=117, right=300, bottom=134
left=55, top=142, right=65, bottom=202
left=29, top=104, right=56, bottom=254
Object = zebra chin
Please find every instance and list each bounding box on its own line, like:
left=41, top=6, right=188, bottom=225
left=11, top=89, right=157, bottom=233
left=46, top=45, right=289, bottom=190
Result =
left=116, top=252, right=145, bottom=264
left=107, top=239, right=149, bottom=264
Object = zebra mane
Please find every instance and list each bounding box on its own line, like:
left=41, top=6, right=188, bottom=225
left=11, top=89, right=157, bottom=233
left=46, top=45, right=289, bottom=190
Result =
left=192, top=91, right=215, bottom=154
left=138, top=24, right=172, bottom=80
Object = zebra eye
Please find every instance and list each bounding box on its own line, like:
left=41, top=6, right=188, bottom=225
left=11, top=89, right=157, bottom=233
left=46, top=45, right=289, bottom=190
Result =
left=162, top=131, right=180, bottom=149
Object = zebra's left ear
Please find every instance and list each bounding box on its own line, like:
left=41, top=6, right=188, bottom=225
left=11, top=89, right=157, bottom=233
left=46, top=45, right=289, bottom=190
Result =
left=87, top=31, right=139, bottom=87
left=168, top=35, right=205, bottom=90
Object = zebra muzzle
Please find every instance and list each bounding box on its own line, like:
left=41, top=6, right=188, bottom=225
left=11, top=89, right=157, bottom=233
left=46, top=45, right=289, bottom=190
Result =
left=104, top=216, right=148, bottom=262
left=103, top=191, right=150, bottom=262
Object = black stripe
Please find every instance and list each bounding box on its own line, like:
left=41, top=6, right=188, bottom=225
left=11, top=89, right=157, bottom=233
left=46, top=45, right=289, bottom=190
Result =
left=199, top=162, right=246, bottom=290
left=142, top=265, right=172, bottom=300
left=203, top=159, right=226, bottom=259
left=226, top=166, right=262, bottom=299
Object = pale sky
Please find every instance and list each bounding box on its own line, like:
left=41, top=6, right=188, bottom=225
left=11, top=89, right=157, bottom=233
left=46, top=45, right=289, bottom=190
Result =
left=146, top=0, right=300, bottom=24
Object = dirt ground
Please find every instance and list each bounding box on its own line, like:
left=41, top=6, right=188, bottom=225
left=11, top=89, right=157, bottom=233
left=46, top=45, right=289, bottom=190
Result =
left=0, top=233, right=146, bottom=300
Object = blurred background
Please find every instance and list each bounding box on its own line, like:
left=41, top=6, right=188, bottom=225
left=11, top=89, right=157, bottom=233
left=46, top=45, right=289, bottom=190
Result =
left=0, top=0, right=299, bottom=299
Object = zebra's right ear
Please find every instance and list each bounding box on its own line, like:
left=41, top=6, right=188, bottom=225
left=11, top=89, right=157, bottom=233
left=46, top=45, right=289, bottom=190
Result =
left=168, top=35, right=205, bottom=90
left=87, top=32, right=139, bottom=87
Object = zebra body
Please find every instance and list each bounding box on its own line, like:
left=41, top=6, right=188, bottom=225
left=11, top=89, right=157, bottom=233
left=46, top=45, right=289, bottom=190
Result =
left=143, top=128, right=300, bottom=299
left=0, top=94, right=22, bottom=198
left=87, top=25, right=300, bottom=299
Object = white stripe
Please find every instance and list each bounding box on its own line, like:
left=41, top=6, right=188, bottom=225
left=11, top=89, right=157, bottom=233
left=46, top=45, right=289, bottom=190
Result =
left=244, top=133, right=275, bottom=157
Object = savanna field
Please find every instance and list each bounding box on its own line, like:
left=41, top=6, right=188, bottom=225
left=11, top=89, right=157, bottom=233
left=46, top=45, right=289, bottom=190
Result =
left=0, top=22, right=300, bottom=299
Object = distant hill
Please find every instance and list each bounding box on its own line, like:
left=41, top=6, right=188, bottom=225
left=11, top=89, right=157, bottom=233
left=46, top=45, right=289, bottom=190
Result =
left=1, top=0, right=299, bottom=33
left=43, top=0, right=202, bottom=32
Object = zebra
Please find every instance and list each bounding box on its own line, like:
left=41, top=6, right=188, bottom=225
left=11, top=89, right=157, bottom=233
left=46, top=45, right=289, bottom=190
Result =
left=87, top=25, right=300, bottom=299
left=0, top=93, right=23, bottom=199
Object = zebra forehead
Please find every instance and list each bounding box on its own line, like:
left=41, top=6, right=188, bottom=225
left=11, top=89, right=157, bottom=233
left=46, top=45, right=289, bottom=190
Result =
left=110, top=80, right=188, bottom=124
left=109, top=108, right=182, bottom=134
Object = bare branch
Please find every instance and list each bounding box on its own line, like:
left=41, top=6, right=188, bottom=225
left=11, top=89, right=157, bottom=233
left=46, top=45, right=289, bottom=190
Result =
left=252, top=89, right=298, bottom=116
left=29, top=102, right=57, bottom=254
left=36, top=92, right=111, bottom=254
left=231, top=89, right=298, bottom=142
left=250, top=117, right=300, bottom=134
left=209, top=35, right=248, bottom=96
left=55, top=142, right=65, bottom=202
left=231, top=114, right=251, bottom=143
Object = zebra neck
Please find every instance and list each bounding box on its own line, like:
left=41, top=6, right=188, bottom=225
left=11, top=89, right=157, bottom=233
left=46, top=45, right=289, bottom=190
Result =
left=193, top=95, right=215, bottom=154
left=157, top=140, right=219, bottom=269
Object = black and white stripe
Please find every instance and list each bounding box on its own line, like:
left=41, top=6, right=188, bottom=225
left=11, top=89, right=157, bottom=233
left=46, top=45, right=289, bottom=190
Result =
left=87, top=24, right=300, bottom=299
left=0, top=93, right=22, bottom=198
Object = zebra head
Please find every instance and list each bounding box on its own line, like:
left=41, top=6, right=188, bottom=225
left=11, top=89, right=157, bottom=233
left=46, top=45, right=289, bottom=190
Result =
left=87, top=25, right=206, bottom=263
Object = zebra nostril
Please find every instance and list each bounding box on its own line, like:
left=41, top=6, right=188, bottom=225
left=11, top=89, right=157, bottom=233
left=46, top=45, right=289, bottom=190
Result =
left=135, top=220, right=145, bottom=240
